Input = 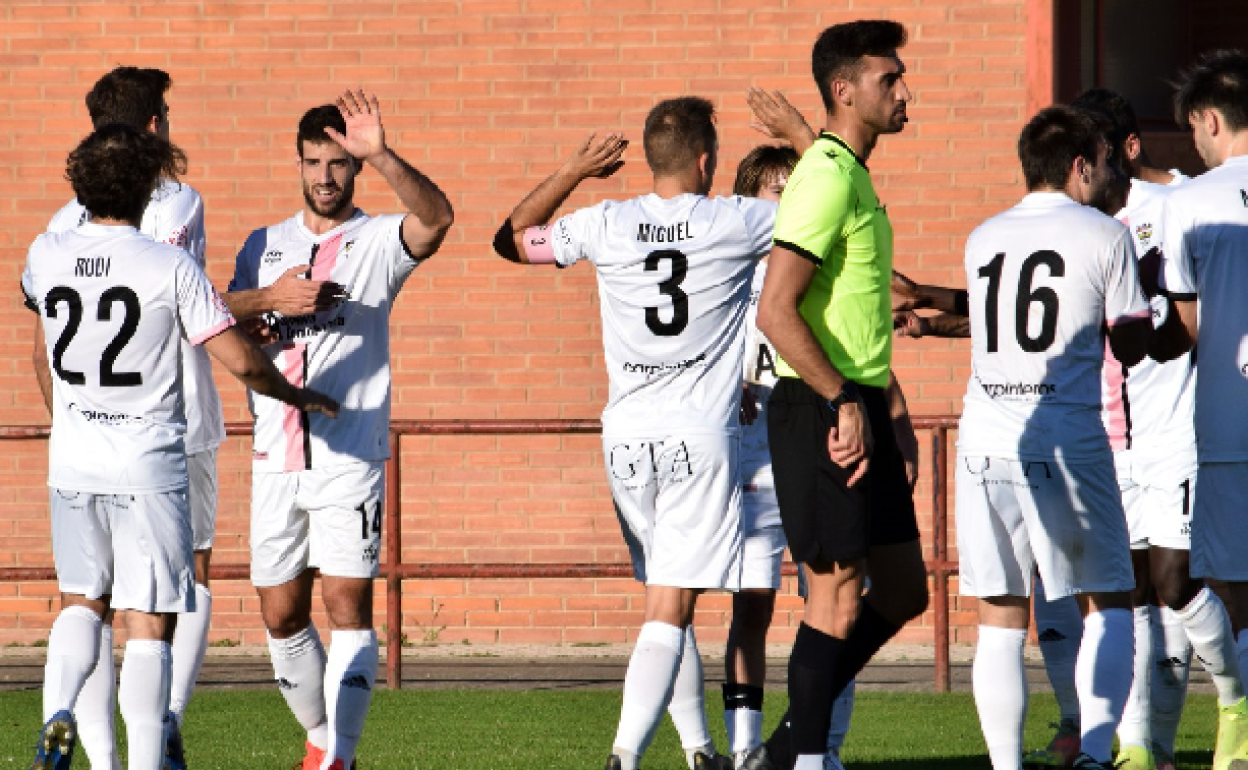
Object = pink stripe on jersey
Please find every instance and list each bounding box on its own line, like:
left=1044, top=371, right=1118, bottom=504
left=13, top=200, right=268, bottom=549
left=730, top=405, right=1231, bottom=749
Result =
left=277, top=343, right=308, bottom=472
left=311, top=233, right=344, bottom=282
left=1103, top=344, right=1130, bottom=452
left=189, top=317, right=236, bottom=346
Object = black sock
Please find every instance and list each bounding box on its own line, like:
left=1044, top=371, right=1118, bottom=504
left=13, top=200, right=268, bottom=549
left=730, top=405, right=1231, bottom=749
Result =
left=786, top=623, right=844, bottom=759
left=722, top=682, right=765, bottom=712
left=763, top=713, right=792, bottom=768
left=829, top=602, right=900, bottom=697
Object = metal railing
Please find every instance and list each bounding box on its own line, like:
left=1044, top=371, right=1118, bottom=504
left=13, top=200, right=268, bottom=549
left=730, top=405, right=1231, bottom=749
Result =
left=0, top=417, right=960, bottom=691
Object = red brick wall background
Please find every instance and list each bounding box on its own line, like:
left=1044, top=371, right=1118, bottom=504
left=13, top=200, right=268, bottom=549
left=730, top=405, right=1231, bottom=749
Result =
left=0, top=0, right=1034, bottom=648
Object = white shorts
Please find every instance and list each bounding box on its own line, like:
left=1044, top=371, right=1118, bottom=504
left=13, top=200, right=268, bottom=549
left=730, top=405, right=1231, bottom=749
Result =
left=741, top=524, right=786, bottom=591
left=1116, top=450, right=1195, bottom=551
left=188, top=448, right=219, bottom=551
left=250, top=461, right=384, bottom=588
left=606, top=431, right=742, bottom=590
left=51, top=487, right=195, bottom=613
left=955, top=453, right=1134, bottom=601
left=1191, top=462, right=1248, bottom=581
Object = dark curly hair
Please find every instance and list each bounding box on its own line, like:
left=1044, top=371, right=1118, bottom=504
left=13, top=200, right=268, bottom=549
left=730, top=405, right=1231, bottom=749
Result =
left=66, top=123, right=187, bottom=223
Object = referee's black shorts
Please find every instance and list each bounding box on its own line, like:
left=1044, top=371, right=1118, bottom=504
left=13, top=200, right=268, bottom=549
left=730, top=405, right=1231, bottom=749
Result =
left=767, top=376, right=920, bottom=565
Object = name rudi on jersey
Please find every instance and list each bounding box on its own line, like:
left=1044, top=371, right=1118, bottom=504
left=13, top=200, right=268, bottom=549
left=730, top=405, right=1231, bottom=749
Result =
left=74, top=257, right=111, bottom=278
left=636, top=221, right=694, bottom=244
left=608, top=439, right=695, bottom=484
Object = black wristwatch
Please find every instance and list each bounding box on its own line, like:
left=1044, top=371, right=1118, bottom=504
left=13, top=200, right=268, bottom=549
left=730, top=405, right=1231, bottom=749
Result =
left=827, top=381, right=860, bottom=412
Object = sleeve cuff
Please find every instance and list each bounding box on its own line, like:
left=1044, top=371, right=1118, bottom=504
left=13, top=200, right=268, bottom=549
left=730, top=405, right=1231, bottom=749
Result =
left=1107, top=309, right=1152, bottom=327
left=774, top=239, right=823, bottom=266
left=1159, top=289, right=1197, bottom=302
left=189, top=317, right=236, bottom=346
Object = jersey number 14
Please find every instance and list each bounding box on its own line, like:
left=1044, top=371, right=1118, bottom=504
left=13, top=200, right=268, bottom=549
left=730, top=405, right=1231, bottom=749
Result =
left=977, top=250, right=1065, bottom=353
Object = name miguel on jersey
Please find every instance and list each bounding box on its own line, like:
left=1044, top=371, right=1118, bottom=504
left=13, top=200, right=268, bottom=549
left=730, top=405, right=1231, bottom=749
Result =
left=636, top=221, right=694, bottom=243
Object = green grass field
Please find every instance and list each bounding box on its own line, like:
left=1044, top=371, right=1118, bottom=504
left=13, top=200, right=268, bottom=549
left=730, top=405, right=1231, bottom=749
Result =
left=0, top=689, right=1220, bottom=769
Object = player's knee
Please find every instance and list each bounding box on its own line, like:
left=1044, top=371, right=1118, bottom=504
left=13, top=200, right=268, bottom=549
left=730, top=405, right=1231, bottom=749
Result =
left=1154, top=574, right=1200, bottom=611
left=731, top=591, right=777, bottom=637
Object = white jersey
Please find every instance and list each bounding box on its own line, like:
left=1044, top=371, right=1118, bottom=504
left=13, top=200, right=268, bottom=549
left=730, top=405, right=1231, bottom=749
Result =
left=22, top=223, right=235, bottom=493
left=549, top=193, right=776, bottom=435
left=959, top=192, right=1150, bottom=462
left=740, top=261, right=781, bottom=527
left=229, top=209, right=419, bottom=472
left=47, top=181, right=226, bottom=454
left=1159, top=155, right=1248, bottom=462
left=1101, top=174, right=1195, bottom=458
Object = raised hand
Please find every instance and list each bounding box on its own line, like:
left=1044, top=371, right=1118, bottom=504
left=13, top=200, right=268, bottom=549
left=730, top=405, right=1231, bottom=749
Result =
left=325, top=88, right=387, bottom=163
left=563, top=132, right=628, bottom=180
left=747, top=87, right=815, bottom=149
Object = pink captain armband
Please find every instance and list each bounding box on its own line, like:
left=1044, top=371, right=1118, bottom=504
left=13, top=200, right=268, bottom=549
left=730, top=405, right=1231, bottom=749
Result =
left=522, top=226, right=557, bottom=265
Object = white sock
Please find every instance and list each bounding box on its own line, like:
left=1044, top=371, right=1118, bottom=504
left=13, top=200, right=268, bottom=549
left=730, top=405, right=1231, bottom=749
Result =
left=613, top=621, right=685, bottom=759
left=268, top=624, right=329, bottom=750
left=76, top=621, right=122, bottom=770
left=170, top=583, right=212, bottom=722
left=1117, top=605, right=1153, bottom=749
left=1033, top=578, right=1083, bottom=724
left=1077, top=608, right=1134, bottom=763
left=726, top=706, right=763, bottom=754
left=667, top=627, right=714, bottom=767
left=323, top=629, right=379, bottom=770
left=973, top=626, right=1027, bottom=770
left=1177, top=586, right=1245, bottom=705
left=1150, top=605, right=1191, bottom=757
left=119, top=640, right=172, bottom=770
left=793, top=756, right=825, bottom=770
left=826, top=678, right=855, bottom=752
left=43, top=605, right=103, bottom=721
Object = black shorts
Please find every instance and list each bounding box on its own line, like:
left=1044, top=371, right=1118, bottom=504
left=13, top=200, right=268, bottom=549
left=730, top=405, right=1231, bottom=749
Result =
left=767, top=377, right=920, bottom=564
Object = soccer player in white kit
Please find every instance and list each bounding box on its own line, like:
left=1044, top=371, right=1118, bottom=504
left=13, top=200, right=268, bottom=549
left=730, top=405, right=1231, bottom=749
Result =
left=36, top=66, right=347, bottom=770
left=1021, top=88, right=1248, bottom=770
left=1150, top=49, right=1248, bottom=770
left=23, top=124, right=337, bottom=770
left=493, top=97, right=775, bottom=770
left=956, top=105, right=1154, bottom=770
left=225, top=90, right=453, bottom=770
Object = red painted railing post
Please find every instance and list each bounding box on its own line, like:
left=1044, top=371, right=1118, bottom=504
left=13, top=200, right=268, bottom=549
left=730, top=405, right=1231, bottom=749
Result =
left=932, top=426, right=952, bottom=693
left=385, top=430, right=403, bottom=690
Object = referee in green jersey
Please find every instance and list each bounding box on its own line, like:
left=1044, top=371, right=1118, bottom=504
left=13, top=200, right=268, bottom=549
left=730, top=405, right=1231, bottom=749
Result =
left=742, top=20, right=930, bottom=770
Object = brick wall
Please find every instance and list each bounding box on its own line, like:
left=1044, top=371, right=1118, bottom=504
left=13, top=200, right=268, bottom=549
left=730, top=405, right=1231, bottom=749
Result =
left=0, top=0, right=1033, bottom=648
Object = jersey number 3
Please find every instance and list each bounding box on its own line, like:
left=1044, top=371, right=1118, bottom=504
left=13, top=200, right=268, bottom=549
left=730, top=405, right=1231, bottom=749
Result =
left=644, top=250, right=689, bottom=336
left=977, top=250, right=1065, bottom=353
left=45, top=285, right=143, bottom=387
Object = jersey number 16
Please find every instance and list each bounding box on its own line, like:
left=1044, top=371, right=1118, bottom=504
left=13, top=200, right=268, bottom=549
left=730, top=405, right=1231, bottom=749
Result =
left=977, top=250, right=1065, bottom=353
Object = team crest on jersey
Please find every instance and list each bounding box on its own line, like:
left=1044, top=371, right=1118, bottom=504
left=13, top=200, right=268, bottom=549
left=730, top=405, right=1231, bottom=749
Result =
left=1135, top=222, right=1153, bottom=244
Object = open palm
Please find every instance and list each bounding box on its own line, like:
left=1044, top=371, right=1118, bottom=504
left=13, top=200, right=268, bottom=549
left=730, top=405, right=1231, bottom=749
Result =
left=326, top=88, right=386, bottom=162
